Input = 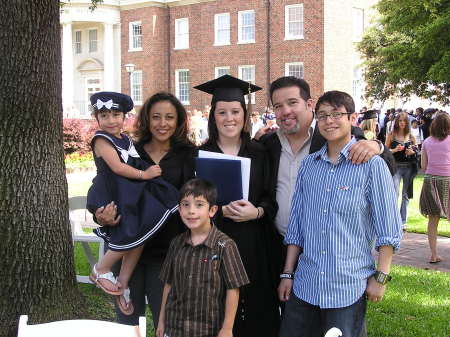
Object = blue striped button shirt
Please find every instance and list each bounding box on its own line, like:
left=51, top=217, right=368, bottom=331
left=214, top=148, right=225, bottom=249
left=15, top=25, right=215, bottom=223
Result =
left=284, top=137, right=402, bottom=309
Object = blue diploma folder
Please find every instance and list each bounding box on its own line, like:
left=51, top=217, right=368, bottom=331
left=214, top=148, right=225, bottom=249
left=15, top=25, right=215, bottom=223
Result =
left=195, top=157, right=243, bottom=205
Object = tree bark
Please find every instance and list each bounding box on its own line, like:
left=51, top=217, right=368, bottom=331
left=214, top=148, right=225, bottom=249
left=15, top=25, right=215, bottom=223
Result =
left=0, top=1, right=85, bottom=336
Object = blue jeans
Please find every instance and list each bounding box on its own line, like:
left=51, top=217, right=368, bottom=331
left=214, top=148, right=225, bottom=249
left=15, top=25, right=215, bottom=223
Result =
left=393, top=163, right=414, bottom=223
left=279, top=294, right=366, bottom=337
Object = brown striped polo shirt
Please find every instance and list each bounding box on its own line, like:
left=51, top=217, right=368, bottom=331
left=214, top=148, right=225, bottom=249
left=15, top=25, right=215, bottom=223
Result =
left=160, top=225, right=249, bottom=337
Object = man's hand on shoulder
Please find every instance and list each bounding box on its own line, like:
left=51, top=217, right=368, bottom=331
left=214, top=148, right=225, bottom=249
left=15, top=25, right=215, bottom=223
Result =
left=348, top=140, right=381, bottom=164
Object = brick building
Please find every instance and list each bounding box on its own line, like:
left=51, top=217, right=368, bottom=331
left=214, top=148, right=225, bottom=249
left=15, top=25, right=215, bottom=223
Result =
left=60, top=0, right=375, bottom=117
left=121, top=0, right=324, bottom=113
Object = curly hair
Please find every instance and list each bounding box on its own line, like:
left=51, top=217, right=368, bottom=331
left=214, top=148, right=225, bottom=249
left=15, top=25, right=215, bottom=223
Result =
left=134, top=92, right=190, bottom=146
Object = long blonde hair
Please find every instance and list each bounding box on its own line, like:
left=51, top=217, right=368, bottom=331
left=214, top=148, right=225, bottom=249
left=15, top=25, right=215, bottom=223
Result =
left=360, top=119, right=376, bottom=134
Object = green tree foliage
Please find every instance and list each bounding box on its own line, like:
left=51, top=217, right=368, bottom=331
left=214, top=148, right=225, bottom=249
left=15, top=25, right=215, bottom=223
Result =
left=358, top=0, right=449, bottom=105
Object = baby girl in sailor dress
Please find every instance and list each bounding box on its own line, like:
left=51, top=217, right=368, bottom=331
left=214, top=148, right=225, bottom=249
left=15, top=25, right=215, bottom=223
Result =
left=86, top=92, right=179, bottom=315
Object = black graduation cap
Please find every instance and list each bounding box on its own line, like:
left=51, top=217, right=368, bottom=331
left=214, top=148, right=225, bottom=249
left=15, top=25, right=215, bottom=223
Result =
left=90, top=91, right=134, bottom=113
left=362, top=109, right=378, bottom=120
left=194, top=75, right=262, bottom=105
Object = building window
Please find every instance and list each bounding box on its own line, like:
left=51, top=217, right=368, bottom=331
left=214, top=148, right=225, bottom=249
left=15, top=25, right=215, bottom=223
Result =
left=285, top=62, right=304, bottom=78
left=352, top=67, right=363, bottom=100
left=214, top=13, right=230, bottom=46
left=175, top=69, right=190, bottom=104
left=285, top=4, right=304, bottom=40
left=238, top=65, right=256, bottom=104
left=215, top=66, right=230, bottom=78
left=131, top=71, right=143, bottom=105
left=175, top=18, right=189, bottom=49
left=89, top=29, right=98, bottom=53
left=129, top=21, right=142, bottom=51
left=74, top=31, right=82, bottom=54
left=352, top=8, right=364, bottom=42
left=238, top=10, right=255, bottom=44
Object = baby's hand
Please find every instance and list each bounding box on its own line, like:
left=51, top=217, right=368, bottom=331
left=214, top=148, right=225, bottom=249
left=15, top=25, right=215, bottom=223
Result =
left=143, top=165, right=162, bottom=179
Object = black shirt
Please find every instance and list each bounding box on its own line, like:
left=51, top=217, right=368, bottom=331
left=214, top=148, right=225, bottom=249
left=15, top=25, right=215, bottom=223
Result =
left=135, top=141, right=197, bottom=261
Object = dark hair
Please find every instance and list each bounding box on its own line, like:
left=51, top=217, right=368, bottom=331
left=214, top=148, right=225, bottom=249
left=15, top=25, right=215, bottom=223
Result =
left=134, top=92, right=190, bottom=146
left=206, top=101, right=251, bottom=146
left=269, top=76, right=311, bottom=102
left=430, top=113, right=450, bottom=140
left=314, top=91, right=355, bottom=115
left=179, top=178, right=217, bottom=206
left=392, top=112, right=411, bottom=136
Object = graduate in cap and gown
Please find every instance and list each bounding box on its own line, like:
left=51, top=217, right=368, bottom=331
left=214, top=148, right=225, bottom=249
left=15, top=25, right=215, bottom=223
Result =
left=195, top=75, right=280, bottom=337
left=360, top=110, right=378, bottom=141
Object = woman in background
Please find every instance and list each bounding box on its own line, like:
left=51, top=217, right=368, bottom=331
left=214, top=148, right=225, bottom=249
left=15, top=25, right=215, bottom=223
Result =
left=419, top=113, right=450, bottom=263
left=385, top=112, right=418, bottom=229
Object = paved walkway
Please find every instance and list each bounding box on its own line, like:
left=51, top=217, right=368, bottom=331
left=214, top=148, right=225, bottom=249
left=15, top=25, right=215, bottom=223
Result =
left=390, top=232, right=450, bottom=273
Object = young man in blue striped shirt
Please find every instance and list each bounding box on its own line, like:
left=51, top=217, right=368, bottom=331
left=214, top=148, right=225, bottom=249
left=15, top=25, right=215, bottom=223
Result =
left=278, top=91, right=403, bottom=337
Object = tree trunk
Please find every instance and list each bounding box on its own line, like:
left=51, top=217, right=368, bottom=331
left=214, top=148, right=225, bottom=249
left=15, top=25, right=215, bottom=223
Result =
left=0, top=1, right=85, bottom=336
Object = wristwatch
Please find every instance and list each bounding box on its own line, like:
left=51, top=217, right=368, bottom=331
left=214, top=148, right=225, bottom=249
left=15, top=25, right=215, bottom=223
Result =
left=373, top=271, right=392, bottom=285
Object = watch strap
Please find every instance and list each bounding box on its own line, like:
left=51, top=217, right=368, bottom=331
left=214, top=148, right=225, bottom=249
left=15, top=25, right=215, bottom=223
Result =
left=373, top=271, right=392, bottom=285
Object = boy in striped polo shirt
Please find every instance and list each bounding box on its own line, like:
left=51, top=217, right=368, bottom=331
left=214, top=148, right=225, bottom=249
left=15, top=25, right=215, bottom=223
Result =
left=157, top=178, right=249, bottom=337
left=278, top=91, right=402, bottom=337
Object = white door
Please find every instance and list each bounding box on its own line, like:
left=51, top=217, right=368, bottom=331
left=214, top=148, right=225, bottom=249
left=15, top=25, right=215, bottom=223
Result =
left=85, top=78, right=102, bottom=117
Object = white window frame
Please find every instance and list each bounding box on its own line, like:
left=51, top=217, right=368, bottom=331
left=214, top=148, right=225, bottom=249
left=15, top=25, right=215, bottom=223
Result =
left=88, top=28, right=98, bottom=53
left=238, top=65, right=256, bottom=104
left=238, top=10, right=255, bottom=44
left=175, top=18, right=189, bottom=50
left=129, top=21, right=143, bottom=52
left=352, top=8, right=364, bottom=42
left=131, top=70, right=143, bottom=105
left=285, top=4, right=304, bottom=40
left=74, top=30, right=82, bottom=54
left=285, top=62, right=304, bottom=79
left=215, top=66, right=230, bottom=78
left=214, top=13, right=230, bottom=46
left=175, top=69, right=190, bottom=105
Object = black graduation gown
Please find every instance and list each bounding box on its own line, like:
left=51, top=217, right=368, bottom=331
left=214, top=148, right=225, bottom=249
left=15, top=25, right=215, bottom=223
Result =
left=200, top=139, right=280, bottom=337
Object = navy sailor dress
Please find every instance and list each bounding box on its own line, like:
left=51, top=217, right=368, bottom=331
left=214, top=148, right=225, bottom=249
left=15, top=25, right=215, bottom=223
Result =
left=87, top=131, right=179, bottom=251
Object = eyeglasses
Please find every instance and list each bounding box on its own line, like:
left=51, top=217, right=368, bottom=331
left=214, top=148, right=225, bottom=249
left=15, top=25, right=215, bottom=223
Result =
left=315, top=111, right=353, bottom=122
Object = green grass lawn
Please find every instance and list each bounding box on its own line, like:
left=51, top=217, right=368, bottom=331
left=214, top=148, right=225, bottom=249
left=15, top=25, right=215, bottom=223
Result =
left=77, top=264, right=450, bottom=337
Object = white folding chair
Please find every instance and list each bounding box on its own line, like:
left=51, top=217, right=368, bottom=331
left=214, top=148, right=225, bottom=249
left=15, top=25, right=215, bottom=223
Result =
left=69, top=196, right=105, bottom=284
left=324, top=327, right=343, bottom=337
left=17, top=315, right=146, bottom=337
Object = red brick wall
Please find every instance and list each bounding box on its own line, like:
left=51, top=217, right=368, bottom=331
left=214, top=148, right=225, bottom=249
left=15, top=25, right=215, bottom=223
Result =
left=121, top=0, right=324, bottom=112
left=121, top=6, right=170, bottom=108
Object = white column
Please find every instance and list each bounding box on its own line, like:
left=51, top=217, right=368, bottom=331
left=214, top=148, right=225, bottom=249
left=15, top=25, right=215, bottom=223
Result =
left=103, top=23, right=114, bottom=91
left=62, top=22, right=74, bottom=116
